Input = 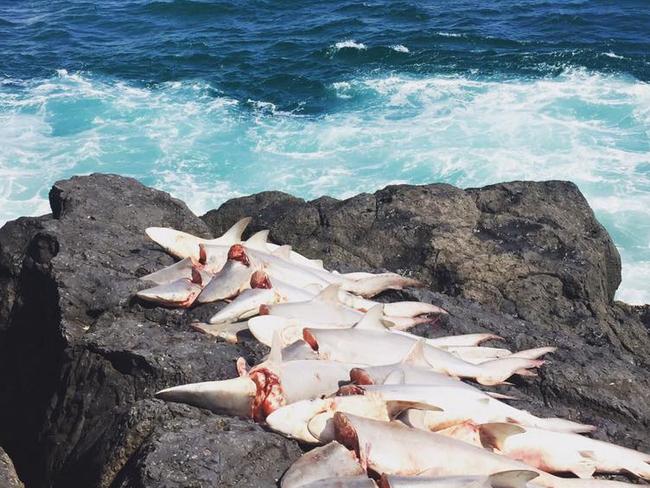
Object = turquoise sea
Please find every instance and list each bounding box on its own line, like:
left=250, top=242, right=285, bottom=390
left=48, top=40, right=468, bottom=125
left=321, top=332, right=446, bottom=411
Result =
left=0, top=1, right=648, bottom=303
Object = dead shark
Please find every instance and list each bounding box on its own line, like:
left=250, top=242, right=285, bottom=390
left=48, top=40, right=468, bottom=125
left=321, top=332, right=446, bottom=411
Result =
left=360, top=384, right=594, bottom=434
left=303, top=307, right=543, bottom=386
left=332, top=413, right=635, bottom=488
left=155, top=334, right=361, bottom=421
left=136, top=268, right=204, bottom=307
left=478, top=423, right=650, bottom=480
left=146, top=217, right=252, bottom=261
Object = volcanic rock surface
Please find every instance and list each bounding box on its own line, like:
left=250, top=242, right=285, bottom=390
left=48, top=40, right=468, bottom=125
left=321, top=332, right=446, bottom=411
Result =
left=0, top=173, right=647, bottom=488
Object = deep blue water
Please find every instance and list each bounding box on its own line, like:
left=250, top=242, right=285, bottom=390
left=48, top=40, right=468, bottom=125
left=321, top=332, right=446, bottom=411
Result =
left=0, top=1, right=649, bottom=302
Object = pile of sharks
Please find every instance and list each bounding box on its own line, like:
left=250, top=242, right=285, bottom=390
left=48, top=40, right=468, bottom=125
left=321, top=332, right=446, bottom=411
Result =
left=137, top=218, right=649, bottom=488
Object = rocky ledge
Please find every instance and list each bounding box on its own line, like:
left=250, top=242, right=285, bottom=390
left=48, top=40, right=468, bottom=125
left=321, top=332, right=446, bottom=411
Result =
left=0, top=174, right=647, bottom=488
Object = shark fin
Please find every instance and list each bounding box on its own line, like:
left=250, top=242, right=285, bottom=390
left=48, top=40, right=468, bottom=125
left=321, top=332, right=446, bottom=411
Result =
left=315, top=284, right=341, bottom=304
left=354, top=304, right=387, bottom=331
left=245, top=229, right=270, bottom=249
left=478, top=423, right=526, bottom=451
left=401, top=339, right=431, bottom=368
left=385, top=400, right=443, bottom=418
left=272, top=245, right=293, bottom=260
left=211, top=217, right=252, bottom=245
left=488, top=470, right=539, bottom=488
left=268, top=330, right=284, bottom=364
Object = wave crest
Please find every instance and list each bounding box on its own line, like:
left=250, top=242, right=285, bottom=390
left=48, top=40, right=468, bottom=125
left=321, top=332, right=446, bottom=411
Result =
left=1, top=68, right=648, bottom=303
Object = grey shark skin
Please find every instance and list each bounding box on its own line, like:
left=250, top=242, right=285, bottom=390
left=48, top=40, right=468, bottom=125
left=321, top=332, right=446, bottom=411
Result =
left=281, top=441, right=366, bottom=488
left=332, top=414, right=636, bottom=488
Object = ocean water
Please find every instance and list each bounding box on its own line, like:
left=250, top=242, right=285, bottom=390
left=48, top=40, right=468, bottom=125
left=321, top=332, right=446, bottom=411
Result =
left=0, top=1, right=648, bottom=303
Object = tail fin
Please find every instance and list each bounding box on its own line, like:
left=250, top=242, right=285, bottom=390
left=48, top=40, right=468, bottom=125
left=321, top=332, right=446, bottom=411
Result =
left=145, top=227, right=202, bottom=260
left=509, top=346, right=557, bottom=360
left=342, top=274, right=424, bottom=298
left=476, top=358, right=544, bottom=386
left=382, top=301, right=447, bottom=317
left=624, top=461, right=650, bottom=480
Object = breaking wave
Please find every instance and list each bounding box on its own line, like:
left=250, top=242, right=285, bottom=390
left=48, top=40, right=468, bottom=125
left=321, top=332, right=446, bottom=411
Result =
left=0, top=68, right=648, bottom=303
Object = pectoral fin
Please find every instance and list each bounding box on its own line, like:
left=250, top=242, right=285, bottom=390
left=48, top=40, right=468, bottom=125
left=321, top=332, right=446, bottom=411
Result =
left=478, top=423, right=526, bottom=450
left=488, top=470, right=539, bottom=488
left=385, top=400, right=443, bottom=418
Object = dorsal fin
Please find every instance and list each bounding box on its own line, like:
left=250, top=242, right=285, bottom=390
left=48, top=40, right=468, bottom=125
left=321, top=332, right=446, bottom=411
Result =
left=268, top=330, right=283, bottom=364
left=478, top=423, right=526, bottom=451
left=245, top=230, right=270, bottom=249
left=488, top=470, right=539, bottom=488
left=314, top=284, right=340, bottom=304
left=385, top=400, right=443, bottom=418
left=401, top=339, right=431, bottom=367
left=211, top=217, right=252, bottom=245
left=272, top=245, right=292, bottom=260
left=353, top=304, right=386, bottom=330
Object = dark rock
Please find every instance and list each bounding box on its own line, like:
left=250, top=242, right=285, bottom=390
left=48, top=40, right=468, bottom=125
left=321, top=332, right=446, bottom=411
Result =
left=0, top=174, right=647, bottom=488
left=0, top=174, right=295, bottom=488
left=0, top=447, right=23, bottom=488
left=113, top=402, right=301, bottom=488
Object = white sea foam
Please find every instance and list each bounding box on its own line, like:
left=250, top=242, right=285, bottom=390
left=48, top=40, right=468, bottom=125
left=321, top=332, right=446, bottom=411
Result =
left=390, top=44, right=409, bottom=53
left=332, top=39, right=367, bottom=50
left=602, top=52, right=625, bottom=60
left=0, top=68, right=648, bottom=303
